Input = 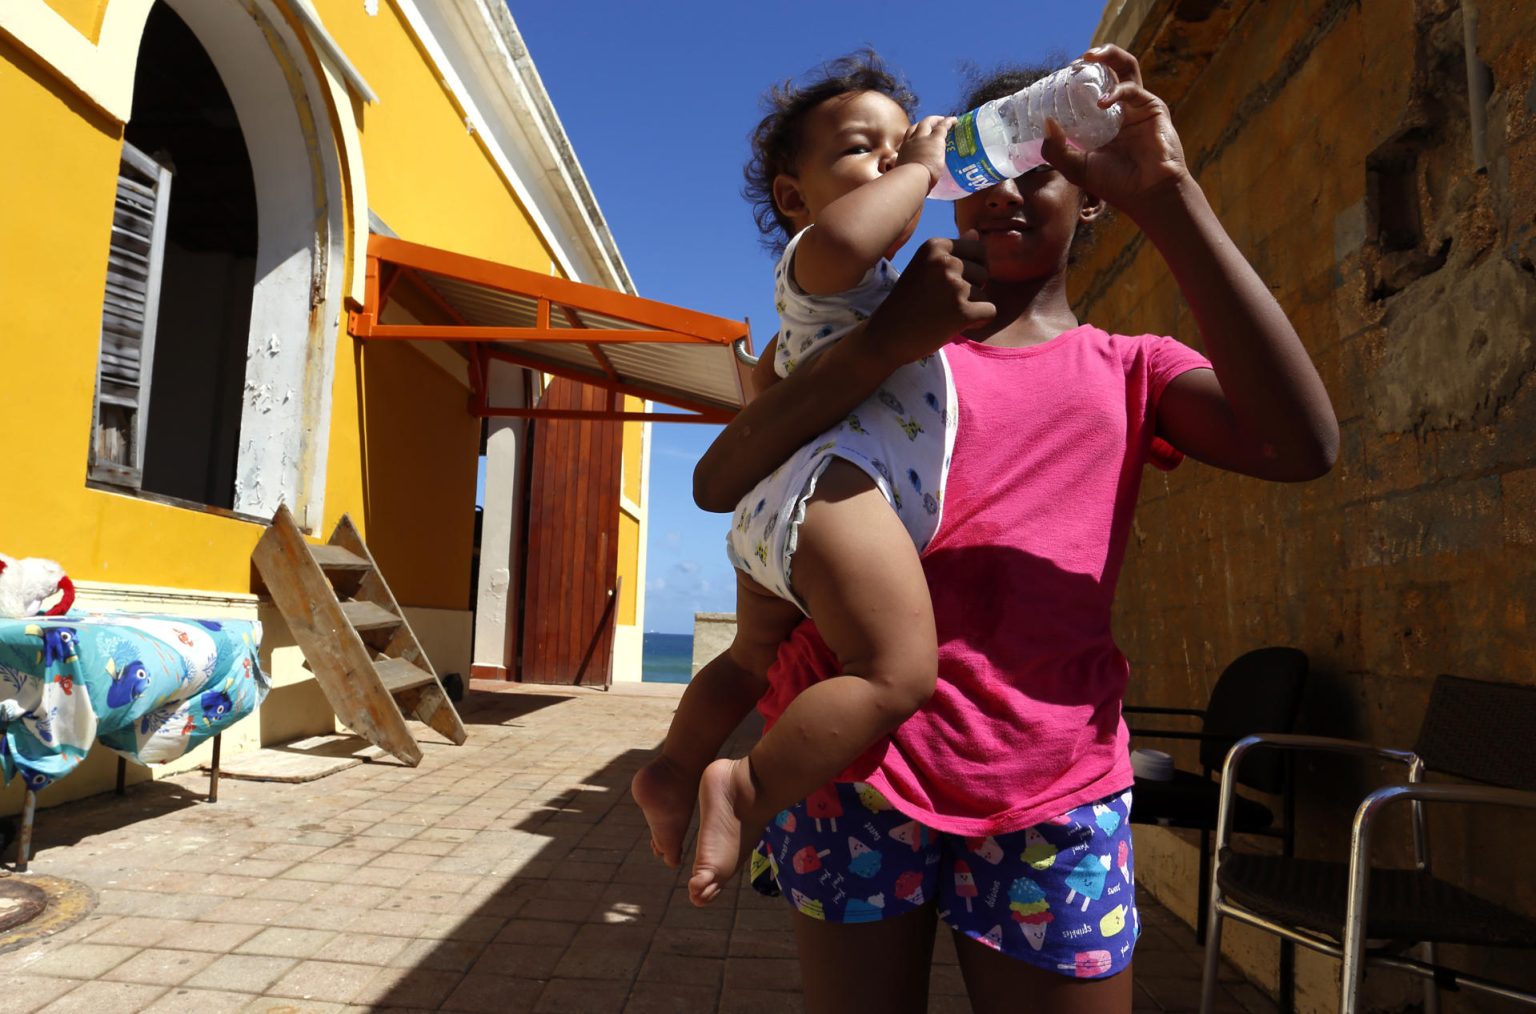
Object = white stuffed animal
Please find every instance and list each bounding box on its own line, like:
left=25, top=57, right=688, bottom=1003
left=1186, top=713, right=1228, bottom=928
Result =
left=0, top=554, right=75, bottom=618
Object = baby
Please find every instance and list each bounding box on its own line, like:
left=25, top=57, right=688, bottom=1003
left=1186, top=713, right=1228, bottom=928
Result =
left=632, top=52, right=956, bottom=905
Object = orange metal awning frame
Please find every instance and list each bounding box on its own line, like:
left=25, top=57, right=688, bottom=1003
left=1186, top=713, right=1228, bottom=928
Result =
left=348, top=234, right=753, bottom=423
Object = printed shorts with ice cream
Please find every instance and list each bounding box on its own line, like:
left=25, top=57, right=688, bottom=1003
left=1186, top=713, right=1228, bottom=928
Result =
left=749, top=781, right=1139, bottom=979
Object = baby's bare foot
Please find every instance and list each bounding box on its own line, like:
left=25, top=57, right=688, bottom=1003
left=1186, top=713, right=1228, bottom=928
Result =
left=688, top=757, right=758, bottom=906
left=630, top=756, right=696, bottom=868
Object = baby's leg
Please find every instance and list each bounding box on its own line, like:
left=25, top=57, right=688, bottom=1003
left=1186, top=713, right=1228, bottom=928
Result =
left=691, top=461, right=936, bottom=904
left=631, top=572, right=802, bottom=867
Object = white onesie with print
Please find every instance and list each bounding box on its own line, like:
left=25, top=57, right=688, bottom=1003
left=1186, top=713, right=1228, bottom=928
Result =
left=725, top=226, right=958, bottom=611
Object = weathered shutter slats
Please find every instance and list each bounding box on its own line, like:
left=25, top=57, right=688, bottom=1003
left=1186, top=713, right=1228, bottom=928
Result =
left=89, top=141, right=172, bottom=488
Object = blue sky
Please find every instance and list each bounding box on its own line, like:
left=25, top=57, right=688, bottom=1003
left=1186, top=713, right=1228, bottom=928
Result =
left=498, top=1, right=1106, bottom=632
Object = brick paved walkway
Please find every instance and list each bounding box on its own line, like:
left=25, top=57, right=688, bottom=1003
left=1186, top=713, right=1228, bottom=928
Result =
left=1, top=681, right=1276, bottom=1012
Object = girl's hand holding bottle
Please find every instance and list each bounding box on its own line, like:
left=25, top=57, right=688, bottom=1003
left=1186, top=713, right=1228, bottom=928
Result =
left=1041, top=45, right=1192, bottom=223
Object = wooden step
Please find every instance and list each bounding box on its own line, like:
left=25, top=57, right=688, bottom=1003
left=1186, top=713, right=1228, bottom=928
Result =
left=341, top=600, right=402, bottom=632
left=252, top=505, right=424, bottom=767
left=253, top=506, right=467, bottom=766
left=375, top=657, right=436, bottom=694
left=329, top=516, right=467, bottom=749
left=310, top=544, right=372, bottom=575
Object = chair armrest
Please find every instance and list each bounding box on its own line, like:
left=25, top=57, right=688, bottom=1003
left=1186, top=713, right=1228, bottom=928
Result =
left=1213, top=735, right=1423, bottom=851
left=1123, top=706, right=1206, bottom=718
left=1124, top=706, right=1207, bottom=742
left=1224, top=733, right=1420, bottom=770
left=1356, top=781, right=1536, bottom=820
left=1337, top=782, right=1536, bottom=955
left=1127, top=729, right=1230, bottom=744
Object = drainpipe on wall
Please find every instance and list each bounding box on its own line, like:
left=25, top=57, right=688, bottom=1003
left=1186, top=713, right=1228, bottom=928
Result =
left=1463, top=0, right=1491, bottom=172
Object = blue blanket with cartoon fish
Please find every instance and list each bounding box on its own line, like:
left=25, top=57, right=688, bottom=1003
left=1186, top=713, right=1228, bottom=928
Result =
left=0, top=612, right=267, bottom=791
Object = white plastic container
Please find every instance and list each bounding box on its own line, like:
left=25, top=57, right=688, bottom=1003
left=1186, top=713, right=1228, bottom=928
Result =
left=929, top=61, right=1123, bottom=200
left=1130, top=748, right=1175, bottom=781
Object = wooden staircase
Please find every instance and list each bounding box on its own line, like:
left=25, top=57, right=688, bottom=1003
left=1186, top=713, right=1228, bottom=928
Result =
left=252, top=505, right=466, bottom=766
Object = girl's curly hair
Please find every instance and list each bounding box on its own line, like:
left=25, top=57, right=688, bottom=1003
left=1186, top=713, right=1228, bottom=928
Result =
left=743, top=49, right=917, bottom=255
left=956, top=59, right=1060, bottom=116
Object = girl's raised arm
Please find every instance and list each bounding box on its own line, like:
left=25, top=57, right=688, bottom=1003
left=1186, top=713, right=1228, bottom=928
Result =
left=1139, top=180, right=1338, bottom=480
left=1044, top=46, right=1337, bottom=481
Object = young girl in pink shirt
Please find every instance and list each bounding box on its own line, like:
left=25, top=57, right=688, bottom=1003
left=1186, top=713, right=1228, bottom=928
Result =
left=692, top=46, right=1337, bottom=1013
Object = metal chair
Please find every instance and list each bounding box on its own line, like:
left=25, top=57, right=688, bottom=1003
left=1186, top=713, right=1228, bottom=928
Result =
left=1126, top=646, right=1309, bottom=942
left=1202, top=674, right=1536, bottom=1014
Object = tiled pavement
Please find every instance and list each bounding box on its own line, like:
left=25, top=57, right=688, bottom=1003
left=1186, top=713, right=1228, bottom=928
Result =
left=1, top=681, right=1277, bottom=1012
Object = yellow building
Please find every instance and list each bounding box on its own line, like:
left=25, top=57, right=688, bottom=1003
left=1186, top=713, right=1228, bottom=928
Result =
left=0, top=0, right=746, bottom=816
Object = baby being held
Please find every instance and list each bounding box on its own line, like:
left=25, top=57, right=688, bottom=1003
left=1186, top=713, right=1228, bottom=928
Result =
left=632, top=52, right=960, bottom=906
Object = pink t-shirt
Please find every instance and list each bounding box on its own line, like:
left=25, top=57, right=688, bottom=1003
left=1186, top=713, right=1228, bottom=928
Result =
left=757, top=325, right=1213, bottom=836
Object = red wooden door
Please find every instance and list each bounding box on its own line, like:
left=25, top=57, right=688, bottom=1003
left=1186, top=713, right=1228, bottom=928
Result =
left=518, top=378, right=621, bottom=686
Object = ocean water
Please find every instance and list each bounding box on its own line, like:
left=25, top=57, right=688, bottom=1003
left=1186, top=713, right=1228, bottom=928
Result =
left=641, top=632, right=693, bottom=684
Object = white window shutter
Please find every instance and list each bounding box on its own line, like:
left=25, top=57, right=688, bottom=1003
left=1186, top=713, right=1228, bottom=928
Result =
left=90, top=141, right=172, bottom=489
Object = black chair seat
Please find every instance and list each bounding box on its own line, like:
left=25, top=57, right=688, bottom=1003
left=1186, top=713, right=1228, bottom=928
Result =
left=1218, top=852, right=1536, bottom=949
left=1132, top=771, right=1274, bottom=832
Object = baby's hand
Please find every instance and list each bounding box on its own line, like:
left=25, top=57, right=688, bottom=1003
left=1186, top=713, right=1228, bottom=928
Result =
left=895, top=116, right=955, bottom=191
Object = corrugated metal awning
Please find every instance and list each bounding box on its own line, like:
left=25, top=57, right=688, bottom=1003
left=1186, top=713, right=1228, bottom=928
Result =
left=349, top=234, right=752, bottom=422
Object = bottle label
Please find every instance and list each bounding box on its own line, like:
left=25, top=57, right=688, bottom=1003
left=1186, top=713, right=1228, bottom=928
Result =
left=943, top=109, right=1006, bottom=195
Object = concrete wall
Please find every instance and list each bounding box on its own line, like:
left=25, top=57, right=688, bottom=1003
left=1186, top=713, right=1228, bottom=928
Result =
left=613, top=395, right=650, bottom=684
left=691, top=613, right=737, bottom=676
left=401, top=606, right=473, bottom=682
left=1087, top=1, right=1536, bottom=1009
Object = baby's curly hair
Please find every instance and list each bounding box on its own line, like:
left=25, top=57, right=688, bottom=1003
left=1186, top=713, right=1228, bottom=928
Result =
left=743, top=50, right=917, bottom=255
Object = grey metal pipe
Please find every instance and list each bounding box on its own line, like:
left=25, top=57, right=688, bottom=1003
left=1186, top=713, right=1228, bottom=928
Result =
left=1463, top=1, right=1490, bottom=171
left=209, top=733, right=222, bottom=804
left=16, top=788, right=35, bottom=873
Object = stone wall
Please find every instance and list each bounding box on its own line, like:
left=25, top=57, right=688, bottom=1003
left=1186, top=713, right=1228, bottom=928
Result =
left=1086, top=1, right=1536, bottom=1009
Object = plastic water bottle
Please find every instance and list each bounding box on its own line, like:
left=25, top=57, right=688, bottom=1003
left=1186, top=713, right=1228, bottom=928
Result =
left=929, top=61, right=1123, bottom=201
